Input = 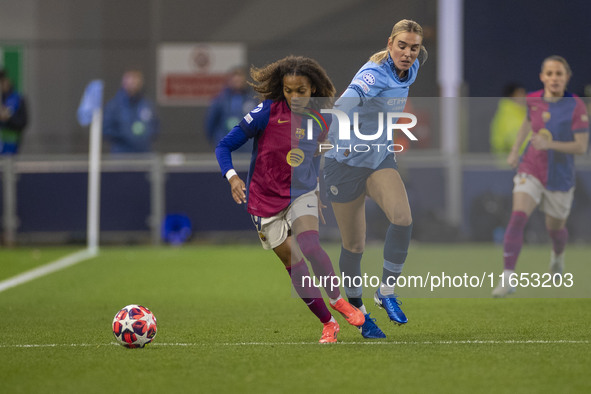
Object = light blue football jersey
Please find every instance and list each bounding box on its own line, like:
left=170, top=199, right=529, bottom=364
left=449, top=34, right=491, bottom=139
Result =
left=325, top=53, right=419, bottom=169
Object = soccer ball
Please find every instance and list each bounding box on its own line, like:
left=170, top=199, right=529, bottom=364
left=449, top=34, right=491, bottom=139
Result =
left=112, top=304, right=157, bottom=348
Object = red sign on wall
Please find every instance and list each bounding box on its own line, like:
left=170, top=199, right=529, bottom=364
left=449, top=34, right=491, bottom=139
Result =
left=157, top=43, right=246, bottom=106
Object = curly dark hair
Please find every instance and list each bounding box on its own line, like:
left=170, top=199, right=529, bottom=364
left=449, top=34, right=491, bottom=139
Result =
left=249, top=56, right=336, bottom=103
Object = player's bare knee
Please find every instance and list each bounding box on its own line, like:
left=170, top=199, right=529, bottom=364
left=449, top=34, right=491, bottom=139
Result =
left=388, top=211, right=412, bottom=226
left=545, top=218, right=566, bottom=231
left=343, top=241, right=365, bottom=254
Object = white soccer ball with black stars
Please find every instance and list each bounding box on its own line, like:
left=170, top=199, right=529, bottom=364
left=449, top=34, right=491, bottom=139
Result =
left=112, top=304, right=157, bottom=348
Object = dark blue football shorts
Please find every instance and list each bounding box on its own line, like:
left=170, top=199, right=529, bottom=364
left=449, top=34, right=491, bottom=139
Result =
left=323, top=154, right=398, bottom=203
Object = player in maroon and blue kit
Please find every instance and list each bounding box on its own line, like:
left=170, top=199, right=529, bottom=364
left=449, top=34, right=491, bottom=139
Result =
left=216, top=56, right=364, bottom=342
left=493, top=56, right=589, bottom=297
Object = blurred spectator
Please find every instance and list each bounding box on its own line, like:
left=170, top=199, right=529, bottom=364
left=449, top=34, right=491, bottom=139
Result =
left=103, top=70, right=159, bottom=153
left=490, top=83, right=527, bottom=154
left=0, top=69, right=28, bottom=154
left=205, top=67, right=256, bottom=153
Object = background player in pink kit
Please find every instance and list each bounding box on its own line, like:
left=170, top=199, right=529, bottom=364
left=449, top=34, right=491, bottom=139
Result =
left=493, top=56, right=589, bottom=297
left=216, top=56, right=364, bottom=342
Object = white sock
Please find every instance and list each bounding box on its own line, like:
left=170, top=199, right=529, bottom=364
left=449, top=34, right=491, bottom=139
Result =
left=327, top=316, right=336, bottom=324
left=501, top=269, right=515, bottom=287
left=359, top=304, right=367, bottom=315
left=329, top=295, right=342, bottom=305
left=551, top=250, right=564, bottom=263
left=380, top=282, right=395, bottom=296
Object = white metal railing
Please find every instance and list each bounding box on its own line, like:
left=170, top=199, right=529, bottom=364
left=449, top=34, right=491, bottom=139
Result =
left=2, top=152, right=590, bottom=246
left=0, top=153, right=251, bottom=246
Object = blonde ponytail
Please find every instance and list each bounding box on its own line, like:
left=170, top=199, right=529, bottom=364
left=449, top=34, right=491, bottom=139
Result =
left=369, top=50, right=390, bottom=64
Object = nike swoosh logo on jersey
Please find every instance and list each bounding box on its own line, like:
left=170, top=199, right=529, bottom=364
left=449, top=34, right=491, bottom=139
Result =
left=307, top=204, right=316, bottom=208
left=278, top=119, right=289, bottom=123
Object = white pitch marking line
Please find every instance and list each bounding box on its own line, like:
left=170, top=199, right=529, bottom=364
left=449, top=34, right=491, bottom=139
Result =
left=213, top=340, right=591, bottom=346
left=0, top=340, right=588, bottom=348
left=0, top=248, right=98, bottom=293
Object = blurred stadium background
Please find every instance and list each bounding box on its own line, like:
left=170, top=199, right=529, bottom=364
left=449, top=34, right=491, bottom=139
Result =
left=2, top=2, right=591, bottom=393
left=1, top=0, right=590, bottom=246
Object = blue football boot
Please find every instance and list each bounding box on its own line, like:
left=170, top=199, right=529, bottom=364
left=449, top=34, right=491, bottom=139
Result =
left=358, top=313, right=386, bottom=339
left=374, top=289, right=408, bottom=325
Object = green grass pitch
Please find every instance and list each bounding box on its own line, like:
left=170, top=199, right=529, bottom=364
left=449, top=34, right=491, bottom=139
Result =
left=0, top=243, right=590, bottom=393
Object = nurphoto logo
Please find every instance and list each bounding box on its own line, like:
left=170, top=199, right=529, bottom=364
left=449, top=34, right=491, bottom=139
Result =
left=306, top=109, right=418, bottom=153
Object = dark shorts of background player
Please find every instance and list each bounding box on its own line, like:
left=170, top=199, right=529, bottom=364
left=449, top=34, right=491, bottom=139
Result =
left=324, top=154, right=398, bottom=203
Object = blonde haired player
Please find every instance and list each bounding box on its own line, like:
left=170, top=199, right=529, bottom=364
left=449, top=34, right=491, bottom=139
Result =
left=323, top=19, right=427, bottom=336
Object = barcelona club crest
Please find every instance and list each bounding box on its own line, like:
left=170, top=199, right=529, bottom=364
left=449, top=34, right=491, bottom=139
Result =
left=295, top=128, right=305, bottom=140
